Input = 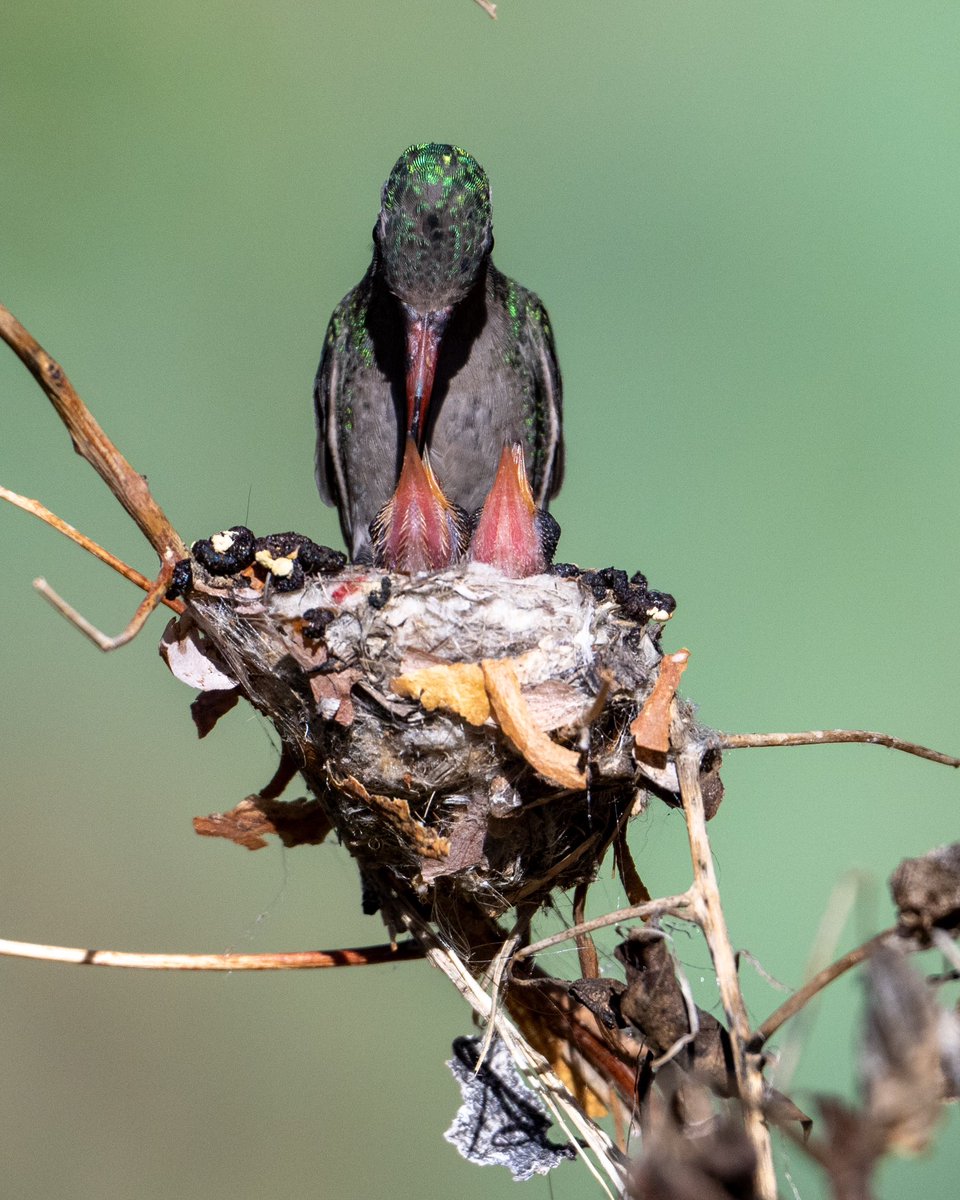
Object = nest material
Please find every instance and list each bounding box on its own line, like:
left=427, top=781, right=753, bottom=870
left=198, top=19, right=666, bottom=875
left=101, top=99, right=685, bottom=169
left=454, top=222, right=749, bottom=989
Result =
left=164, top=553, right=722, bottom=918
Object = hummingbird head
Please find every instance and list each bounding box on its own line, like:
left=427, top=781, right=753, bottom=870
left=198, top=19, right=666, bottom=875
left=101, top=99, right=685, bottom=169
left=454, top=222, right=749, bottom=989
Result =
left=377, top=143, right=493, bottom=312
left=377, top=145, right=494, bottom=446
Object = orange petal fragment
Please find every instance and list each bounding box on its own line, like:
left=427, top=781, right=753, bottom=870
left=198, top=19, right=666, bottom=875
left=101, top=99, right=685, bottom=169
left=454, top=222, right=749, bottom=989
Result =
left=481, top=658, right=587, bottom=790
left=390, top=661, right=491, bottom=726
left=630, top=649, right=690, bottom=754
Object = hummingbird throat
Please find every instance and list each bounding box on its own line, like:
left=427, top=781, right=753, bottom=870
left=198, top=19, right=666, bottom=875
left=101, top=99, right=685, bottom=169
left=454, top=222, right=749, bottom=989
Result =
left=403, top=305, right=452, bottom=445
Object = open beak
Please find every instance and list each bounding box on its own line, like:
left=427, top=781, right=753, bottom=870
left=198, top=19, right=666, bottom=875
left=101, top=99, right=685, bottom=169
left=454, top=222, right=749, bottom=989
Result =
left=403, top=305, right=452, bottom=446
left=370, top=436, right=465, bottom=573
left=468, top=444, right=548, bottom=578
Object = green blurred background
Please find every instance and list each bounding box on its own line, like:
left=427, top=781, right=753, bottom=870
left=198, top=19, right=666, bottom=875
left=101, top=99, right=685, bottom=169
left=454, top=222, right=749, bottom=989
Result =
left=1, top=2, right=958, bottom=1196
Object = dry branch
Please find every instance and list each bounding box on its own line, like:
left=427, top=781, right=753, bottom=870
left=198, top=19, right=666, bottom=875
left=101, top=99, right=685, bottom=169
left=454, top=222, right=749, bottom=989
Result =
left=0, top=936, right=425, bottom=971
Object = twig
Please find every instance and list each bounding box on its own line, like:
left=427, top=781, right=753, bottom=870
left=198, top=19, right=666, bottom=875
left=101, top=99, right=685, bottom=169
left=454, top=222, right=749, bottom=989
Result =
left=475, top=917, right=527, bottom=1071
left=0, top=484, right=183, bottom=614
left=0, top=935, right=425, bottom=971
left=510, top=892, right=693, bottom=966
left=717, top=729, right=960, bottom=768
left=0, top=303, right=185, bottom=562
left=677, top=745, right=777, bottom=1200
left=749, top=929, right=893, bottom=1052
left=472, top=0, right=497, bottom=17
left=34, top=562, right=174, bottom=651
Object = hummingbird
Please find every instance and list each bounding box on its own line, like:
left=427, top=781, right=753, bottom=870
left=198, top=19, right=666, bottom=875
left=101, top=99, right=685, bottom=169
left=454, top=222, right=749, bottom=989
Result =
left=314, top=143, right=564, bottom=562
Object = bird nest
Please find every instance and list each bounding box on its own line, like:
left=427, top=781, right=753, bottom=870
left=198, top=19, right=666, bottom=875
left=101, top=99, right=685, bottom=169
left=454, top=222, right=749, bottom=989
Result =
left=161, top=532, right=723, bottom=922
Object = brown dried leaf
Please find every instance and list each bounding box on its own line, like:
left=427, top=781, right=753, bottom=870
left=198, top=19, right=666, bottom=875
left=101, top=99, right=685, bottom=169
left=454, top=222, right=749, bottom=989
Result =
left=509, top=998, right=609, bottom=1120
left=628, top=1117, right=758, bottom=1200
left=631, top=649, right=689, bottom=753
left=421, top=794, right=489, bottom=880
left=481, top=658, right=586, bottom=789
left=390, top=660, right=490, bottom=725
left=616, top=930, right=732, bottom=1095
left=309, top=667, right=362, bottom=725
left=861, top=943, right=946, bottom=1153
left=193, top=795, right=332, bottom=851
left=809, top=1098, right=884, bottom=1200
left=890, top=842, right=960, bottom=942
left=336, top=774, right=450, bottom=861
left=615, top=826, right=652, bottom=905
left=190, top=687, right=241, bottom=738
left=567, top=978, right=625, bottom=1030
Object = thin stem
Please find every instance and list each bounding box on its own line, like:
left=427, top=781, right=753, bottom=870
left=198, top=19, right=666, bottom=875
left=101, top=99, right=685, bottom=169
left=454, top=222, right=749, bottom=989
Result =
left=677, top=746, right=777, bottom=1200
left=34, top=561, right=173, bottom=651
left=0, top=935, right=425, bottom=971
left=717, top=729, right=960, bottom=768
left=749, top=929, right=893, bottom=1052
left=0, top=484, right=183, bottom=614
left=510, top=892, right=693, bottom=966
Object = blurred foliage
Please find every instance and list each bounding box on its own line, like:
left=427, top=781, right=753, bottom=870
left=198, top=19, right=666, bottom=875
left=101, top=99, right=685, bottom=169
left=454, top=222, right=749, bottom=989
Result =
left=1, top=3, right=958, bottom=1197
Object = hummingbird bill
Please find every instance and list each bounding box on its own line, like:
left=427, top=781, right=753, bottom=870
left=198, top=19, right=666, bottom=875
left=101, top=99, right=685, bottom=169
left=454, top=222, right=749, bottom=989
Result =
left=314, top=143, right=564, bottom=563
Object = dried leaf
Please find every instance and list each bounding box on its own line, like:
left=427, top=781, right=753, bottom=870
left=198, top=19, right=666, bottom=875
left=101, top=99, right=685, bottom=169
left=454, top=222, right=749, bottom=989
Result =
left=616, top=930, right=733, bottom=1095
left=630, top=649, right=690, bottom=754
left=481, top=657, right=586, bottom=789
left=159, top=615, right=238, bottom=691
left=614, top=930, right=811, bottom=1135
left=193, top=796, right=332, bottom=851
left=573, top=881, right=600, bottom=978
left=890, top=842, right=960, bottom=941
left=615, top=825, right=652, bottom=905
left=628, top=1117, right=758, bottom=1200
left=568, top=977, right=625, bottom=1030
left=390, top=660, right=490, bottom=725
left=809, top=1098, right=884, bottom=1200
left=335, top=774, right=449, bottom=861
left=421, top=794, right=488, bottom=880
left=309, top=667, right=361, bottom=725
left=190, top=687, right=241, bottom=738
left=861, top=943, right=945, bottom=1153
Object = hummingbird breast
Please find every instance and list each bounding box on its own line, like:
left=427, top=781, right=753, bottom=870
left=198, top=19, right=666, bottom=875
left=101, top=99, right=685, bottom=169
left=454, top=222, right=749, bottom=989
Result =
left=425, top=264, right=563, bottom=516
left=316, top=262, right=562, bottom=561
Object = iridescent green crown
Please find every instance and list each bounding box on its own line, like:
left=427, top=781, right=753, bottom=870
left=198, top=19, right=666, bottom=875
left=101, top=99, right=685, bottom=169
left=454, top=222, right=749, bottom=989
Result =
left=378, top=143, right=493, bottom=310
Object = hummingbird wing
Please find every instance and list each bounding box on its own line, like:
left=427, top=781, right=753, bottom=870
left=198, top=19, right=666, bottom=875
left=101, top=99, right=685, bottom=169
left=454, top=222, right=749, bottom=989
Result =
left=516, top=292, right=564, bottom=507
left=313, top=297, right=349, bottom=512
left=314, top=270, right=407, bottom=561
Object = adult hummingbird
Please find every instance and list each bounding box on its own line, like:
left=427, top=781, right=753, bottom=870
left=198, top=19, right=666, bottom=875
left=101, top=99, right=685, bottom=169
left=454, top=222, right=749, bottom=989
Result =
left=314, top=143, right=564, bottom=562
